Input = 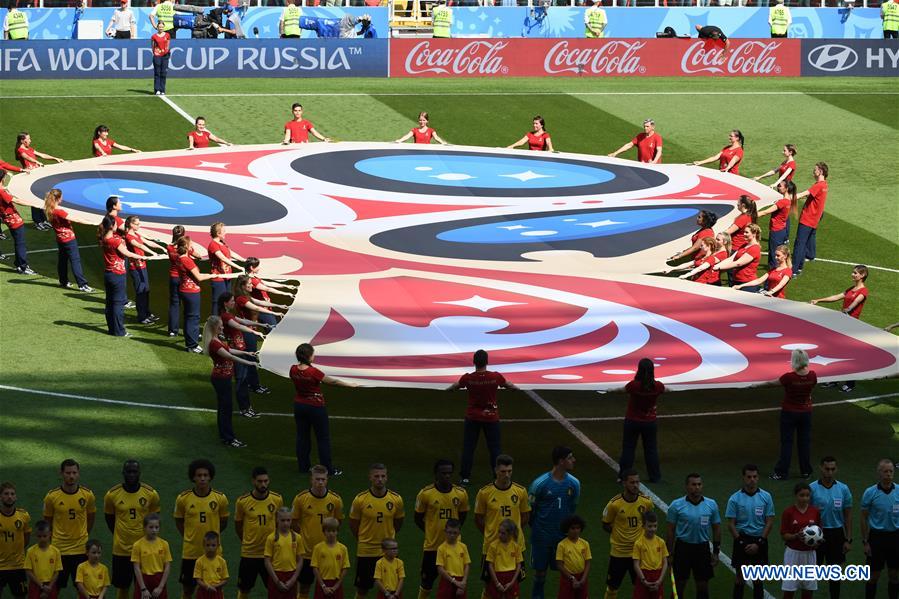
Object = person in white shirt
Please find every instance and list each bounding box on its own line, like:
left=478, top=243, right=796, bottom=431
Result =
left=107, top=0, right=137, bottom=39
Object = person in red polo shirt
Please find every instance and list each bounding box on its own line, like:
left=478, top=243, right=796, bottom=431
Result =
left=43, top=188, right=93, bottom=292
left=0, top=169, right=34, bottom=275
left=724, top=196, right=758, bottom=253
left=734, top=244, right=793, bottom=299
left=771, top=350, right=817, bottom=480
left=0, top=159, right=23, bottom=242
left=617, top=358, right=664, bottom=483
left=281, top=103, right=332, bottom=144
left=217, top=292, right=270, bottom=420
left=207, top=222, right=244, bottom=315
left=289, top=343, right=358, bottom=476
left=15, top=131, right=64, bottom=230
left=92, top=125, right=140, bottom=157
left=692, top=130, right=744, bottom=175
left=507, top=116, right=554, bottom=152
left=123, top=215, right=166, bottom=324
left=792, top=162, right=828, bottom=276
left=757, top=180, right=796, bottom=270
left=811, top=265, right=869, bottom=393
left=244, top=257, right=297, bottom=328
left=779, top=484, right=822, bottom=598
left=187, top=117, right=232, bottom=150
left=753, top=143, right=797, bottom=189
left=608, top=119, right=662, bottom=164
left=151, top=20, right=171, bottom=96
left=446, top=350, right=519, bottom=486
left=394, top=112, right=449, bottom=145
left=713, top=223, right=761, bottom=288
left=667, top=210, right=717, bottom=264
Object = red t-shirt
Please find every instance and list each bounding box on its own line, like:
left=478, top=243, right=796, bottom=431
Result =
left=799, top=181, right=827, bottom=228
left=94, top=137, right=115, bottom=157
left=719, top=146, right=743, bottom=174
left=103, top=235, right=127, bottom=275
left=778, top=159, right=796, bottom=181
left=178, top=255, right=201, bottom=293
left=691, top=227, right=714, bottom=247
left=220, top=311, right=247, bottom=350
left=412, top=127, right=435, bottom=144
left=765, top=267, right=792, bottom=299
left=235, top=295, right=256, bottom=321
left=167, top=244, right=181, bottom=278
left=779, top=370, right=817, bottom=413
left=733, top=244, right=761, bottom=283
left=780, top=505, right=821, bottom=552
left=125, top=231, right=146, bottom=271
left=207, top=239, right=232, bottom=281
left=694, top=250, right=726, bottom=285
left=189, top=130, right=211, bottom=148
left=730, top=213, right=752, bottom=251
left=50, top=208, right=76, bottom=243
left=250, top=276, right=269, bottom=302
left=209, top=338, right=234, bottom=379
left=0, top=189, right=23, bottom=230
left=285, top=120, right=315, bottom=143
left=526, top=132, right=551, bottom=151
left=458, top=370, right=507, bottom=422
left=842, top=286, right=867, bottom=319
left=16, top=146, right=38, bottom=169
left=151, top=32, right=171, bottom=56
left=624, top=380, right=665, bottom=422
left=769, top=198, right=791, bottom=233
left=631, top=132, right=662, bottom=163
left=289, top=364, right=326, bottom=406
left=0, top=160, right=23, bottom=173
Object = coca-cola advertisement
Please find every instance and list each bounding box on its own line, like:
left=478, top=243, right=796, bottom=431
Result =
left=390, top=38, right=800, bottom=78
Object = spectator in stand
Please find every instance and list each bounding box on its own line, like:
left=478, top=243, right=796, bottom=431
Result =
left=187, top=117, right=231, bottom=150
left=667, top=210, right=717, bottom=263
left=15, top=132, right=63, bottom=231
left=734, top=245, right=792, bottom=299
left=860, top=458, right=899, bottom=599
left=106, top=0, right=137, bottom=39
left=394, top=112, right=449, bottom=145
left=207, top=222, right=244, bottom=315
left=809, top=456, right=853, bottom=599
left=780, top=484, right=822, bottom=599
left=617, top=358, right=664, bottom=484
left=725, top=464, right=774, bottom=599
left=202, top=315, right=258, bottom=448
left=281, top=104, right=332, bottom=144
left=713, top=223, right=761, bottom=289
left=608, top=119, right=662, bottom=164
left=753, top=144, right=797, bottom=188
left=692, top=130, right=744, bottom=175
left=757, top=180, right=796, bottom=269
left=0, top=171, right=35, bottom=275
left=768, top=0, right=792, bottom=38
left=771, top=349, right=816, bottom=481
left=811, top=265, right=869, bottom=393
left=676, top=233, right=730, bottom=285
left=151, top=21, right=171, bottom=96
left=792, top=162, right=829, bottom=276
left=43, top=189, right=93, bottom=292
left=92, top=126, right=140, bottom=157
left=507, top=116, right=554, bottom=152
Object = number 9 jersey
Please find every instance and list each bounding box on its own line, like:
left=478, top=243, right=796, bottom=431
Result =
left=103, top=484, right=161, bottom=556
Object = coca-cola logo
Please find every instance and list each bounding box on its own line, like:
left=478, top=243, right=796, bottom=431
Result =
left=681, top=40, right=784, bottom=75
left=403, top=40, right=509, bottom=76
left=543, top=40, right=647, bottom=75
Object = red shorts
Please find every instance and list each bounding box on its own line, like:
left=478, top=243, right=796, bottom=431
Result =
left=557, top=575, right=588, bottom=599
left=632, top=569, right=663, bottom=599
left=195, top=587, right=223, bottom=599
left=268, top=571, right=298, bottom=599
left=313, top=579, right=343, bottom=599
left=134, top=572, right=167, bottom=599
left=486, top=570, right=519, bottom=599
left=436, top=577, right=466, bottom=599
left=28, top=582, right=58, bottom=599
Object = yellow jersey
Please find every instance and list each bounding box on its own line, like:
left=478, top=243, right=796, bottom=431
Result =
left=235, top=492, right=283, bottom=558
left=310, top=541, right=349, bottom=580
left=349, top=490, right=404, bottom=557
left=193, top=554, right=228, bottom=587
left=75, top=561, right=109, bottom=596
left=373, top=557, right=404, bottom=592
left=130, top=537, right=172, bottom=575
left=415, top=485, right=469, bottom=551
left=173, top=489, right=229, bottom=560
left=631, top=534, right=668, bottom=572
left=24, top=545, right=62, bottom=583
left=555, top=537, right=591, bottom=575
left=601, top=493, right=654, bottom=558
left=263, top=531, right=304, bottom=572
left=436, top=541, right=470, bottom=578
left=43, top=486, right=97, bottom=556
left=0, top=508, right=31, bottom=570
left=485, top=539, right=521, bottom=573
left=103, top=484, right=161, bottom=556
left=291, top=490, right=343, bottom=558
left=474, top=483, right=530, bottom=551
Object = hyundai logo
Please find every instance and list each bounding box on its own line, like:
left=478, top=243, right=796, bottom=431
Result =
left=807, top=44, right=858, bottom=72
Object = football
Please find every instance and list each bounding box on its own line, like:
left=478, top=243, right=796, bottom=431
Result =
left=801, top=525, right=824, bottom=547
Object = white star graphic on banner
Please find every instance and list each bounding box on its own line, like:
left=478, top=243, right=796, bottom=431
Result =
left=693, top=193, right=723, bottom=198
left=435, top=295, right=525, bottom=312
left=808, top=355, right=852, bottom=366
left=120, top=201, right=175, bottom=210
left=500, top=170, right=553, bottom=182
left=498, top=225, right=529, bottom=231
left=577, top=219, right=624, bottom=228
left=196, top=161, right=230, bottom=169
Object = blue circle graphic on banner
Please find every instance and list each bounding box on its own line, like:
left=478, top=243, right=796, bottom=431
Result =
left=438, top=208, right=700, bottom=244
left=56, top=178, right=224, bottom=218
left=353, top=154, right=616, bottom=189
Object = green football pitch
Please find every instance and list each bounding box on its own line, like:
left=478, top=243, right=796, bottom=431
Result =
left=0, top=76, right=897, bottom=599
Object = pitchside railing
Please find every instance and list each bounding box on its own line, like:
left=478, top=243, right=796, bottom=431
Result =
left=32, top=0, right=884, bottom=7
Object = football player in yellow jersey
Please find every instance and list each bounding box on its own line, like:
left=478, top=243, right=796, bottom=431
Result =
left=474, top=455, right=530, bottom=594
left=291, top=466, right=343, bottom=599
left=414, top=460, right=468, bottom=599
left=234, top=467, right=282, bottom=599
left=0, top=482, right=31, bottom=599
left=600, top=470, right=653, bottom=599
left=173, top=460, right=228, bottom=599
left=349, top=464, right=404, bottom=599
left=43, top=459, right=96, bottom=595
left=103, top=461, right=160, bottom=599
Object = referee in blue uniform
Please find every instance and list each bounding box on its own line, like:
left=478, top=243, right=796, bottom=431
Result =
left=860, top=458, right=899, bottom=599
left=810, top=456, right=853, bottom=599
left=725, top=464, right=774, bottom=599
left=666, top=473, right=721, bottom=599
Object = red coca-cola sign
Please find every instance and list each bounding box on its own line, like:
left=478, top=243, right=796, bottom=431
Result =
left=389, top=38, right=801, bottom=78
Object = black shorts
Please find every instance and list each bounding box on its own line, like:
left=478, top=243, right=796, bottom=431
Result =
left=420, top=551, right=438, bottom=590
left=0, top=569, right=27, bottom=597
left=731, top=535, right=769, bottom=569
left=672, top=541, right=714, bottom=582
left=353, top=556, right=378, bottom=591
left=605, top=555, right=635, bottom=590
left=112, top=555, right=135, bottom=589
left=237, top=557, right=269, bottom=592
left=179, top=559, right=197, bottom=587
left=816, top=528, right=846, bottom=566
left=867, top=530, right=899, bottom=571
left=298, top=560, right=315, bottom=587
left=57, top=554, right=86, bottom=588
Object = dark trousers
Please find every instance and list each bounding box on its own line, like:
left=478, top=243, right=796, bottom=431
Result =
left=233, top=362, right=252, bottom=411
left=242, top=331, right=261, bottom=388
left=768, top=225, right=789, bottom=269
left=114, top=30, right=132, bottom=38
left=792, top=223, right=817, bottom=273
left=211, top=376, right=236, bottom=442
left=771, top=32, right=787, bottom=38
left=168, top=276, right=180, bottom=334
left=180, top=290, right=201, bottom=349
left=885, top=30, right=898, bottom=39
left=460, top=419, right=501, bottom=480
left=774, top=410, right=812, bottom=477
left=31, top=206, right=47, bottom=225
left=293, top=402, right=332, bottom=473
left=211, top=280, right=228, bottom=316
left=618, top=418, right=661, bottom=482
left=739, top=285, right=762, bottom=293
left=258, top=312, right=277, bottom=327
left=9, top=225, right=28, bottom=269
left=153, top=54, right=169, bottom=93
left=129, top=267, right=151, bottom=321
left=104, top=271, right=127, bottom=336
left=58, top=239, right=88, bottom=287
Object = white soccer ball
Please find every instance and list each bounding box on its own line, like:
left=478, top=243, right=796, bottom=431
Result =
left=801, top=524, right=824, bottom=547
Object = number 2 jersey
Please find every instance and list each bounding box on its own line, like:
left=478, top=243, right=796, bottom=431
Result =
left=528, top=473, right=580, bottom=544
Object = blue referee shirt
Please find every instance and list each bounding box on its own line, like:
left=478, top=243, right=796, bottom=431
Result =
left=725, top=488, right=774, bottom=537
left=528, top=471, right=580, bottom=542
left=668, top=496, right=721, bottom=544
left=810, top=480, right=853, bottom=529
left=861, top=483, right=899, bottom=532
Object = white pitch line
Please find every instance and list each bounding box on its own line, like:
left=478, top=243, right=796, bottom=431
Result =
left=160, top=94, right=197, bottom=125
left=25, top=244, right=98, bottom=254
left=760, top=251, right=899, bottom=274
